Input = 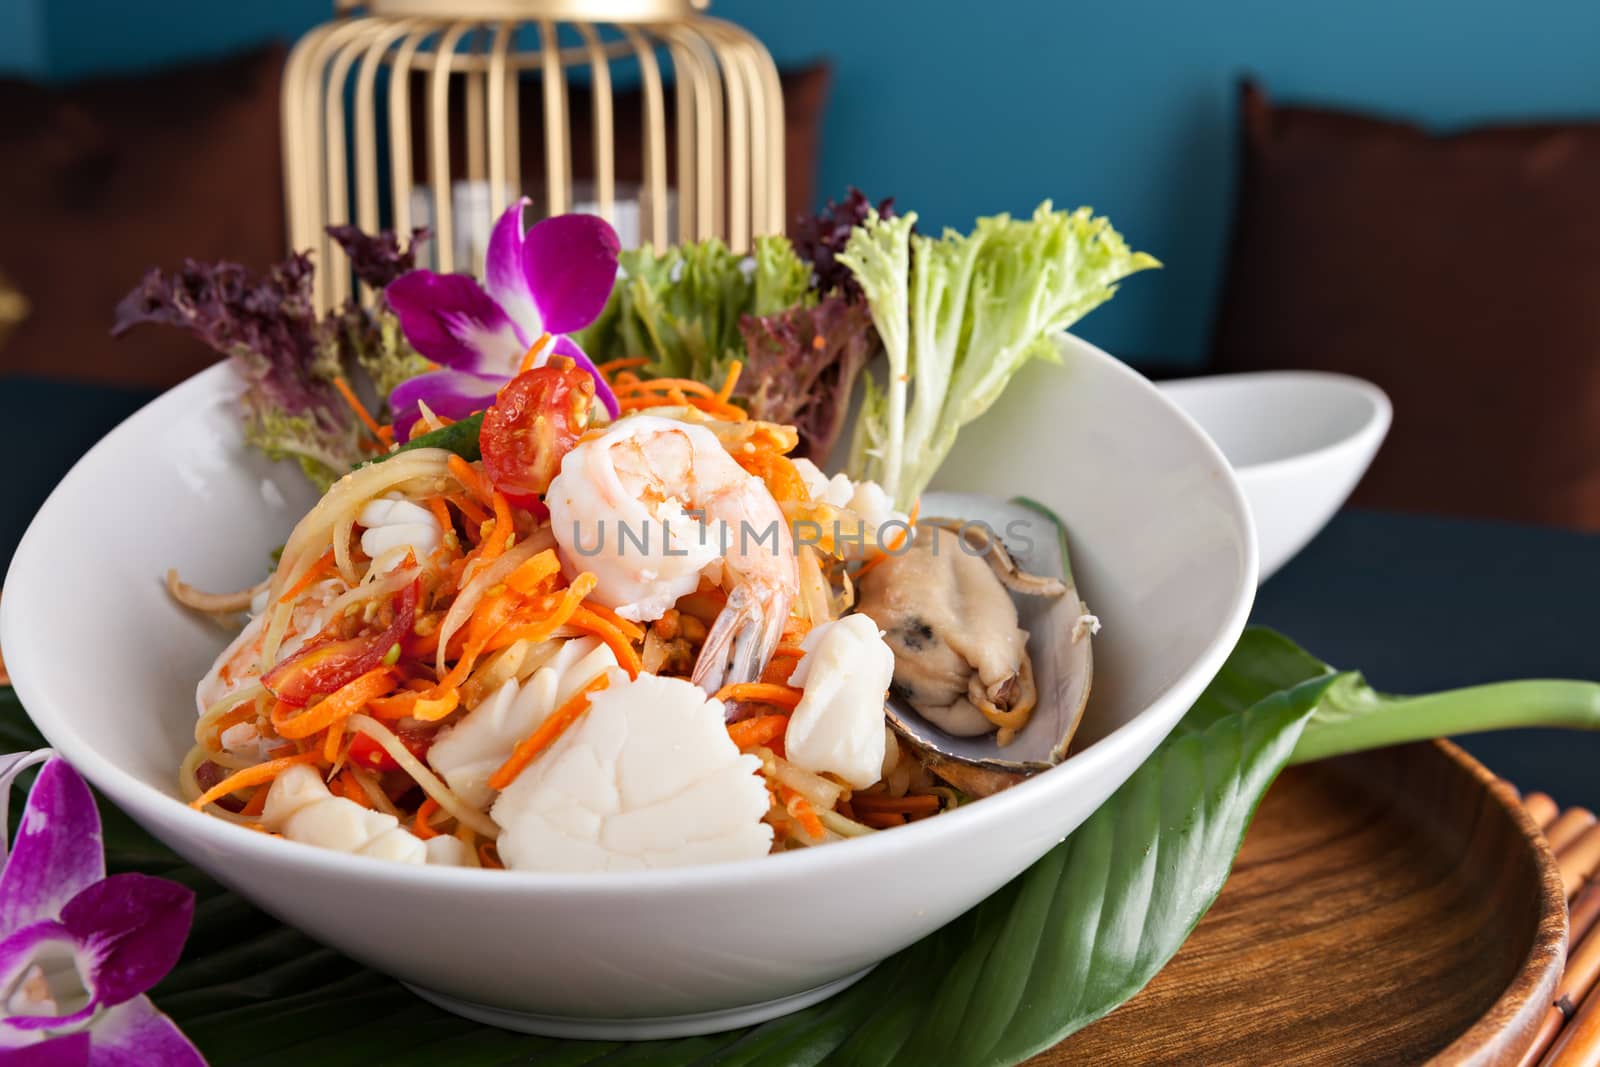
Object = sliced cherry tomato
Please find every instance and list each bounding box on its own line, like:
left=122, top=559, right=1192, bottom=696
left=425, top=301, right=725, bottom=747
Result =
left=479, top=358, right=595, bottom=506
left=347, top=729, right=430, bottom=773
left=264, top=580, right=418, bottom=706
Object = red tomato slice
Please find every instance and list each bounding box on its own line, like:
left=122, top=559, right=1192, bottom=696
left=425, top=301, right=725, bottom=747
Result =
left=264, top=580, right=418, bottom=706
left=479, top=360, right=595, bottom=506
left=347, top=729, right=430, bottom=773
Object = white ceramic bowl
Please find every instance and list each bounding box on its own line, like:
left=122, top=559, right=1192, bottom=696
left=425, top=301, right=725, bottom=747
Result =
left=1, top=334, right=1255, bottom=1038
left=1158, top=371, right=1391, bottom=583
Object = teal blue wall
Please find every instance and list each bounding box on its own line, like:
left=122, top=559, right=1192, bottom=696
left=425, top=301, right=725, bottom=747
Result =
left=0, top=0, right=44, bottom=77
left=7, top=0, right=1600, bottom=365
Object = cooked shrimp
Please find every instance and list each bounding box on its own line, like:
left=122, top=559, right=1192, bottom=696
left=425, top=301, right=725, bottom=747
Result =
left=546, top=414, right=798, bottom=693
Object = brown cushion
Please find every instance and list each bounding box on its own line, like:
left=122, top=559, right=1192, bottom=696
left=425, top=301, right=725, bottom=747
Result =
left=0, top=45, right=287, bottom=389
left=1211, top=81, right=1600, bottom=529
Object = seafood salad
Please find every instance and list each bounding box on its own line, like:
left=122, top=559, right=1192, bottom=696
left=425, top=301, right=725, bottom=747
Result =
left=154, top=195, right=1149, bottom=871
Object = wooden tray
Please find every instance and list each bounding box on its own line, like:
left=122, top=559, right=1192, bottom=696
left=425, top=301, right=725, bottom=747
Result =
left=1039, top=740, right=1567, bottom=1065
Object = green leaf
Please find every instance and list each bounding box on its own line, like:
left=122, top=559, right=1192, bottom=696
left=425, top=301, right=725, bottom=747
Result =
left=10, top=625, right=1587, bottom=1065
left=359, top=411, right=484, bottom=468
left=859, top=635, right=1337, bottom=1065
left=577, top=237, right=814, bottom=386
left=842, top=204, right=1159, bottom=510
left=1290, top=671, right=1600, bottom=765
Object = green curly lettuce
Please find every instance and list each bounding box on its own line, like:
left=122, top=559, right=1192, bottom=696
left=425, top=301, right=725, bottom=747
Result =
left=576, top=235, right=814, bottom=384
left=841, top=203, right=1160, bottom=509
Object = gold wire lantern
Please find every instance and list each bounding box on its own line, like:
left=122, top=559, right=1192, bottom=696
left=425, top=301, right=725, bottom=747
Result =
left=281, top=0, right=786, bottom=313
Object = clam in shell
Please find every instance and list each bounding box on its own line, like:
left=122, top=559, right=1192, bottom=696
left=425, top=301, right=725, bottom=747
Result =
left=855, top=493, right=1095, bottom=796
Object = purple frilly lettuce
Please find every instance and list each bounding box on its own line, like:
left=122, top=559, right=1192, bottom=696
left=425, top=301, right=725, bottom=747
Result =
left=385, top=199, right=622, bottom=441
left=0, top=756, right=202, bottom=1066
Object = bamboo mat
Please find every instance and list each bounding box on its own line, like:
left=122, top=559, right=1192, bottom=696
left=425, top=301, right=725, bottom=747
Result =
left=1519, top=792, right=1600, bottom=1066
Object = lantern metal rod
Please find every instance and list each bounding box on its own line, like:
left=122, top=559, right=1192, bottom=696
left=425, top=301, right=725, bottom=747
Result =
left=574, top=21, right=615, bottom=223
left=399, top=36, right=637, bottom=72
left=486, top=21, right=516, bottom=222
left=284, top=4, right=784, bottom=315
left=618, top=23, right=669, bottom=249
left=538, top=20, right=571, bottom=216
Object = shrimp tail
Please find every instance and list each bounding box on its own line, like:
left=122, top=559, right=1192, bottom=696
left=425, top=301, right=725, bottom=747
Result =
left=692, top=584, right=785, bottom=702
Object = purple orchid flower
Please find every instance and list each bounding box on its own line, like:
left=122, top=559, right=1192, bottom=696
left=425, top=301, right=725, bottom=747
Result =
left=0, top=755, right=202, bottom=1066
left=385, top=198, right=622, bottom=441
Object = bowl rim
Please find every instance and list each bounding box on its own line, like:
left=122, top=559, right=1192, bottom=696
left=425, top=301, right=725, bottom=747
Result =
left=1, top=333, right=1258, bottom=895
left=1159, top=370, right=1393, bottom=482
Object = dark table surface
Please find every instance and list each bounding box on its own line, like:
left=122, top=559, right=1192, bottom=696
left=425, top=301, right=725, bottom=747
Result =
left=3, top=375, right=1597, bottom=807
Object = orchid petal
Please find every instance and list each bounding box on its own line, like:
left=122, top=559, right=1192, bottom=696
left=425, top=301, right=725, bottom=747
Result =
left=0, top=920, right=96, bottom=1031
left=83, top=996, right=205, bottom=1067
left=0, top=760, right=103, bottom=932
left=546, top=335, right=619, bottom=419
left=389, top=369, right=502, bottom=443
left=385, top=271, right=526, bottom=375
left=0, top=1029, right=89, bottom=1063
left=60, top=875, right=192, bottom=1011
left=524, top=213, right=620, bottom=334
left=484, top=197, right=543, bottom=338
left=485, top=206, right=619, bottom=337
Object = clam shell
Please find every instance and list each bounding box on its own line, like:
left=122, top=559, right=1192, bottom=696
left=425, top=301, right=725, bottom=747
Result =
left=880, top=492, right=1093, bottom=792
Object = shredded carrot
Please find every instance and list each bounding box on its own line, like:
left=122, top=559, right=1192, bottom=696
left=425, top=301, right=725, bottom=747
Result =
left=477, top=842, right=503, bottom=870
left=503, top=550, right=561, bottom=596
left=615, top=394, right=675, bottom=413
left=575, top=600, right=645, bottom=643
left=481, top=492, right=515, bottom=562
left=598, top=356, right=650, bottom=380
left=334, top=768, right=370, bottom=807
left=778, top=784, right=826, bottom=841
left=727, top=713, right=789, bottom=750
left=714, top=682, right=804, bottom=708
left=780, top=615, right=812, bottom=641
left=566, top=603, right=643, bottom=677
left=413, top=797, right=441, bottom=840
left=188, top=751, right=321, bottom=811
left=271, top=667, right=396, bottom=740
left=488, top=673, right=611, bottom=789
left=425, top=496, right=453, bottom=536
left=516, top=333, right=554, bottom=375
left=322, top=718, right=345, bottom=764
left=239, top=786, right=271, bottom=818
left=612, top=377, right=719, bottom=398
left=448, top=454, right=493, bottom=505
left=850, top=792, right=942, bottom=817
left=426, top=622, right=500, bottom=694
left=735, top=449, right=808, bottom=503
left=716, top=360, right=743, bottom=404
left=760, top=655, right=804, bottom=686
left=279, top=548, right=337, bottom=604
left=428, top=570, right=586, bottom=694
left=333, top=376, right=387, bottom=442
left=409, top=687, right=461, bottom=723
left=365, top=691, right=418, bottom=720
left=854, top=500, right=921, bottom=581
left=695, top=396, right=748, bottom=421
left=618, top=392, right=748, bottom=421
left=446, top=492, right=491, bottom=528
left=482, top=580, right=591, bottom=654
left=759, top=645, right=807, bottom=686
